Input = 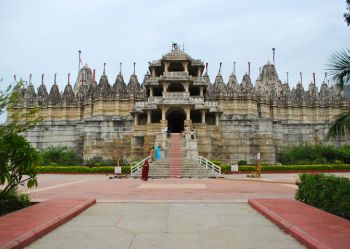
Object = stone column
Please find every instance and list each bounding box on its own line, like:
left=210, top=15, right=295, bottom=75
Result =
left=134, top=114, right=139, bottom=126
left=215, top=114, right=219, bottom=126
left=200, top=87, right=203, bottom=96
left=197, top=68, right=201, bottom=77
left=161, top=108, right=166, bottom=121
left=201, top=110, right=206, bottom=123
left=186, top=107, right=190, bottom=120
left=147, top=111, right=151, bottom=124
left=164, top=62, right=169, bottom=72
left=150, top=87, right=154, bottom=97
left=184, top=84, right=189, bottom=93
left=152, top=68, right=155, bottom=77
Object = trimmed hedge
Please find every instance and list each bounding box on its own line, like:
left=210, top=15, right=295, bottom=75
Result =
left=220, top=164, right=350, bottom=172
left=296, top=174, right=350, bottom=220
left=36, top=166, right=131, bottom=174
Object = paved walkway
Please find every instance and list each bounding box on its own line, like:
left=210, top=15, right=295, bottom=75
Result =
left=20, top=174, right=299, bottom=202
left=26, top=202, right=305, bottom=249
left=250, top=199, right=350, bottom=249
left=0, top=198, right=95, bottom=249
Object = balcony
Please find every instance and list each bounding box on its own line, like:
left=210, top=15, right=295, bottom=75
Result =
left=161, top=71, right=192, bottom=81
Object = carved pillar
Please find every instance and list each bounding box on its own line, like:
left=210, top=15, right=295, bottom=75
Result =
left=201, top=110, right=206, bottom=123
left=161, top=107, right=166, bottom=120
left=134, top=114, right=139, bottom=126
left=147, top=111, right=151, bottom=124
left=150, top=87, right=154, bottom=97
left=200, top=87, right=203, bottom=96
left=215, top=113, right=219, bottom=126
left=186, top=107, right=190, bottom=120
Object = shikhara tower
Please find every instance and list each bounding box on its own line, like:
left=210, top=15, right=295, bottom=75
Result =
left=9, top=43, right=349, bottom=164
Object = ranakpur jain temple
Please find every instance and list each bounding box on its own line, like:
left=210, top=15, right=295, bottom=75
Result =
left=9, top=44, right=349, bottom=164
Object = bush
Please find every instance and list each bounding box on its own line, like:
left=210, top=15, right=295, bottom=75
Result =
left=277, top=144, right=350, bottom=165
left=85, top=156, right=119, bottom=166
left=237, top=164, right=350, bottom=172
left=220, top=165, right=231, bottom=172
left=210, top=160, right=221, bottom=166
left=40, top=146, right=82, bottom=166
left=238, top=160, right=248, bottom=166
left=0, top=190, right=30, bottom=216
left=296, top=174, right=350, bottom=220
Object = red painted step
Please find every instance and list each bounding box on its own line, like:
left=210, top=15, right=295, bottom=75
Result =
left=168, top=133, right=182, bottom=177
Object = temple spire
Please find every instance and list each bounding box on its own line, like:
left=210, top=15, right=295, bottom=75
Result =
left=272, top=48, right=276, bottom=65
left=133, top=62, right=136, bottom=75
left=41, top=74, right=44, bottom=85
left=218, top=62, right=222, bottom=74
left=103, top=63, right=106, bottom=75
left=68, top=73, right=71, bottom=85
left=205, top=63, right=208, bottom=74
left=233, top=62, right=236, bottom=74
left=287, top=72, right=289, bottom=84
left=54, top=73, right=57, bottom=85
left=300, top=72, right=303, bottom=84
left=248, top=62, right=251, bottom=76
left=29, top=74, right=32, bottom=85
left=119, top=62, right=122, bottom=75
left=313, top=72, right=316, bottom=84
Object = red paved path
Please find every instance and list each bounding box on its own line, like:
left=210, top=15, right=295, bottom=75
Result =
left=249, top=199, right=350, bottom=249
left=0, top=198, right=95, bottom=249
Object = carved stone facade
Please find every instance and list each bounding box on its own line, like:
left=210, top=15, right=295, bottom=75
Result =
left=8, top=44, right=349, bottom=164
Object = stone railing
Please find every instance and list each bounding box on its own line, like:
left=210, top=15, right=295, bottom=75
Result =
left=163, top=92, right=190, bottom=98
left=131, top=156, right=151, bottom=176
left=198, top=156, right=221, bottom=175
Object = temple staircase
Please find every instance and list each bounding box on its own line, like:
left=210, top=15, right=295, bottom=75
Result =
left=131, top=133, right=221, bottom=178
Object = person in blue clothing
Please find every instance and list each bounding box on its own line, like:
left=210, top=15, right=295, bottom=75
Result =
left=155, top=145, right=161, bottom=160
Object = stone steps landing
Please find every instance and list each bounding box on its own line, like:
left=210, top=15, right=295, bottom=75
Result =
left=168, top=133, right=181, bottom=177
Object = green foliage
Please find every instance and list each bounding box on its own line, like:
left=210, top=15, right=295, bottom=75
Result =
left=237, top=160, right=248, bottom=166
left=326, top=107, right=350, bottom=139
left=85, top=156, right=122, bottom=166
left=239, top=166, right=256, bottom=171
left=36, top=165, right=131, bottom=174
left=296, top=174, right=350, bottom=219
left=327, top=49, right=350, bottom=90
left=237, top=164, right=350, bottom=172
left=210, top=160, right=221, bottom=166
left=0, top=131, right=40, bottom=199
left=276, top=144, right=350, bottom=165
left=219, top=165, right=231, bottom=172
left=0, top=190, right=30, bottom=216
left=40, top=146, right=82, bottom=166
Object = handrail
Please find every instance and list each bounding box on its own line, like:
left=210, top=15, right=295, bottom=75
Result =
left=197, top=156, right=221, bottom=175
left=130, top=156, right=151, bottom=176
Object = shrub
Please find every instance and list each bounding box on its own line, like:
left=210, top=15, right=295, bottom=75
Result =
left=238, top=160, right=247, bottom=166
left=40, top=146, right=82, bottom=166
left=296, top=174, right=350, bottom=220
left=0, top=190, right=30, bottom=216
left=210, top=160, right=221, bottom=166
left=85, top=156, right=118, bottom=166
left=220, top=165, right=231, bottom=172
left=277, top=144, right=350, bottom=165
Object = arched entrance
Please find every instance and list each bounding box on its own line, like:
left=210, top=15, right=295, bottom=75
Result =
left=167, top=110, right=185, bottom=133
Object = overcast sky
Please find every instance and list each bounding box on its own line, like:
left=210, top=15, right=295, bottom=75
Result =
left=0, top=0, right=349, bottom=113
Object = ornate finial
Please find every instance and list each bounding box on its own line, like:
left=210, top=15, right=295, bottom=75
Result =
left=119, top=62, right=122, bottom=75
left=41, top=74, right=44, bottom=85
left=324, top=72, right=327, bottom=81
left=93, top=69, right=96, bottom=82
left=103, top=63, right=106, bottom=75
left=68, top=73, right=71, bottom=85
left=54, top=73, right=57, bottom=85
left=218, top=62, right=222, bottom=74
left=248, top=62, right=251, bottom=76
left=205, top=63, right=208, bottom=74
left=29, top=74, right=32, bottom=85
left=287, top=72, right=289, bottom=84
left=313, top=72, right=315, bottom=84
left=78, top=50, right=82, bottom=73
left=272, top=48, right=276, bottom=65
left=133, top=62, right=136, bottom=75
left=259, top=67, right=261, bottom=74
left=300, top=72, right=303, bottom=84
left=233, top=62, right=236, bottom=74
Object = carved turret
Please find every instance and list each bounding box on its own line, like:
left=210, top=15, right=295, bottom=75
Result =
left=62, top=73, right=75, bottom=104
left=113, top=64, right=128, bottom=98
left=74, top=63, right=93, bottom=93
left=48, top=74, right=62, bottom=105
left=37, top=74, right=49, bottom=105
left=97, top=66, right=111, bottom=98
left=213, top=63, right=226, bottom=92
left=24, top=74, right=36, bottom=106
left=127, top=62, right=141, bottom=94
left=227, top=65, right=239, bottom=92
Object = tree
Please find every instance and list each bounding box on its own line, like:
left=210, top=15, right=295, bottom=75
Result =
left=345, top=0, right=350, bottom=26
left=326, top=49, right=350, bottom=139
left=0, top=81, right=41, bottom=201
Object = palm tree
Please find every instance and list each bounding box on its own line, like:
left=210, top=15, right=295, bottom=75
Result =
left=326, top=49, right=350, bottom=139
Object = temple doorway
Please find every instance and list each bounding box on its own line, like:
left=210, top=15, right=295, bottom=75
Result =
left=167, top=110, right=185, bottom=133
